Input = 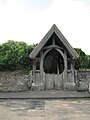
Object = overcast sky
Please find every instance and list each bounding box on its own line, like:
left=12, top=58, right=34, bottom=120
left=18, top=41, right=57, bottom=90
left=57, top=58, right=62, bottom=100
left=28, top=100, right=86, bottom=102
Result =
left=0, top=0, right=90, bottom=54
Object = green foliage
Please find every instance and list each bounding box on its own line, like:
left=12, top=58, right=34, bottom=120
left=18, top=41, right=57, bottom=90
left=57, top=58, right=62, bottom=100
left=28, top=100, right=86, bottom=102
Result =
left=86, top=55, right=90, bottom=69
left=0, top=40, right=36, bottom=71
left=74, top=48, right=90, bottom=70
left=0, top=40, right=90, bottom=71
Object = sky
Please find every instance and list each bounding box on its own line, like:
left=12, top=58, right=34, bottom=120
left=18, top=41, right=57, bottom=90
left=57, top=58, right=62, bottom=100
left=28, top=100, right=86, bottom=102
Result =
left=0, top=0, right=90, bottom=54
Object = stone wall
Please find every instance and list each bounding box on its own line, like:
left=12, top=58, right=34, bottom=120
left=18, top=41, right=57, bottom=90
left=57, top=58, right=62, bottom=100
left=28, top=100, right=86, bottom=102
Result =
left=75, top=70, right=90, bottom=91
left=0, top=71, right=31, bottom=91
left=0, top=70, right=90, bottom=92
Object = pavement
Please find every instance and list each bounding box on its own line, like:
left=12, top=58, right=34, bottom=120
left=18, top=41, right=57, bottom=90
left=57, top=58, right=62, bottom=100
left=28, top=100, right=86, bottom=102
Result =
left=0, top=99, right=90, bottom=120
left=0, top=90, right=90, bottom=99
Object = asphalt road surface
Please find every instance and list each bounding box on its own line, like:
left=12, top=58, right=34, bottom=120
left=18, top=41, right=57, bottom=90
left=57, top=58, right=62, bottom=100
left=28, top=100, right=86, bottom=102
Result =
left=0, top=99, right=90, bottom=120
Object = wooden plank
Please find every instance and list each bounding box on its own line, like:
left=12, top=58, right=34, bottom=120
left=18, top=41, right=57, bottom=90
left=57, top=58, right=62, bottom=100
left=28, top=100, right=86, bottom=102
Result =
left=45, top=73, right=63, bottom=90
left=54, top=74, right=63, bottom=89
left=43, top=45, right=63, bottom=50
left=45, top=74, right=54, bottom=90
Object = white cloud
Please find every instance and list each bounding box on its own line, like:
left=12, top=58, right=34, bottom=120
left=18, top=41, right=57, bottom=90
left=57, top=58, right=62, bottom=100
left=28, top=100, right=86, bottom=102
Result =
left=0, top=0, right=90, bottom=54
left=48, top=0, right=90, bottom=54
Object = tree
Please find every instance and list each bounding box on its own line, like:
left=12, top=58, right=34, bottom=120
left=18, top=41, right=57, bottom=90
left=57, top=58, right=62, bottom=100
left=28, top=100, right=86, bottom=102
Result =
left=0, top=40, right=36, bottom=71
left=74, top=48, right=88, bottom=70
left=86, top=55, right=90, bottom=69
left=1, top=40, right=89, bottom=71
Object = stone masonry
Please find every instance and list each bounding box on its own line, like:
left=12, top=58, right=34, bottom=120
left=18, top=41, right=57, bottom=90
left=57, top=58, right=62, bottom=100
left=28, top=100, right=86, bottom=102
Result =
left=0, top=70, right=90, bottom=92
left=0, top=71, right=31, bottom=91
left=75, top=70, right=90, bottom=91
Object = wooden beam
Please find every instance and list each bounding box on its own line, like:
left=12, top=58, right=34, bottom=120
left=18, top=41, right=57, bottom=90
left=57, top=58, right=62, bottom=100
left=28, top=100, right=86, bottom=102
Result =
left=71, top=61, right=75, bottom=82
left=52, top=36, right=55, bottom=45
left=40, top=51, right=43, bottom=83
left=43, top=45, right=63, bottom=50
left=63, top=50, right=67, bottom=83
left=33, top=59, right=36, bottom=83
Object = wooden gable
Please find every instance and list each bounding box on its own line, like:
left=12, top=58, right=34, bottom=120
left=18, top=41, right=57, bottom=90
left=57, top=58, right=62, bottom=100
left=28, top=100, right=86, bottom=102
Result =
left=29, top=24, right=79, bottom=59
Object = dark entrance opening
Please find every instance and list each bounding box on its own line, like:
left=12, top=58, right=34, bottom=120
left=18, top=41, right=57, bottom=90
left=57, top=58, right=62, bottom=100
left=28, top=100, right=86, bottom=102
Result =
left=43, top=49, right=64, bottom=74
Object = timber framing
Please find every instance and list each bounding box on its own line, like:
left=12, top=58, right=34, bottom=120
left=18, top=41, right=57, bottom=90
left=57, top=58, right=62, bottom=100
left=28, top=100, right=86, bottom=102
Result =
left=29, top=24, right=79, bottom=59
left=29, top=24, right=79, bottom=91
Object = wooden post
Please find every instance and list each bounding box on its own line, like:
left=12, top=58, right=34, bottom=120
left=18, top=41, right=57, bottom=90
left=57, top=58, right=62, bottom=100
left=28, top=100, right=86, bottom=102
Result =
left=57, top=63, right=59, bottom=74
left=40, top=51, right=43, bottom=83
left=64, top=50, right=67, bottom=83
left=52, top=36, right=55, bottom=45
left=33, top=59, right=36, bottom=83
left=71, top=60, right=75, bottom=83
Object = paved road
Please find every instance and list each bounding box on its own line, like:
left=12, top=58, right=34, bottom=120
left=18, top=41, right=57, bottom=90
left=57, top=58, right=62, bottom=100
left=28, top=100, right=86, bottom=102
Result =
left=0, top=99, right=90, bottom=120
left=0, top=90, right=90, bottom=99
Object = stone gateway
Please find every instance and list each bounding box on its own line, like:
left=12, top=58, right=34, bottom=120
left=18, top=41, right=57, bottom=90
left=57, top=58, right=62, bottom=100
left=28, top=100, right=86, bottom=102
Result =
left=29, top=24, right=79, bottom=91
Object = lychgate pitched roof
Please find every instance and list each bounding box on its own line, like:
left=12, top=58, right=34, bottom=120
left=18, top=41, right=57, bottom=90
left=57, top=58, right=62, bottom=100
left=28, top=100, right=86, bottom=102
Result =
left=29, top=24, right=79, bottom=59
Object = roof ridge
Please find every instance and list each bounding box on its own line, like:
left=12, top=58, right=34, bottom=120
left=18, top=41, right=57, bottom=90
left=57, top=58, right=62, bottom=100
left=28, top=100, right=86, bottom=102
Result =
left=29, top=24, right=79, bottom=59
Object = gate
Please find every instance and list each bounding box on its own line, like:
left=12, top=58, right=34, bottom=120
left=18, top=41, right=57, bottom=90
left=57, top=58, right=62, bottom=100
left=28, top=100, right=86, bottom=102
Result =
left=45, top=73, right=63, bottom=90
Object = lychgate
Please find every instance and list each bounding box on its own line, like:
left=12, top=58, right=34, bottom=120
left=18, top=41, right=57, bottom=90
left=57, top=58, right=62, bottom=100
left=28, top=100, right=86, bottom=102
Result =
left=29, top=24, right=79, bottom=90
